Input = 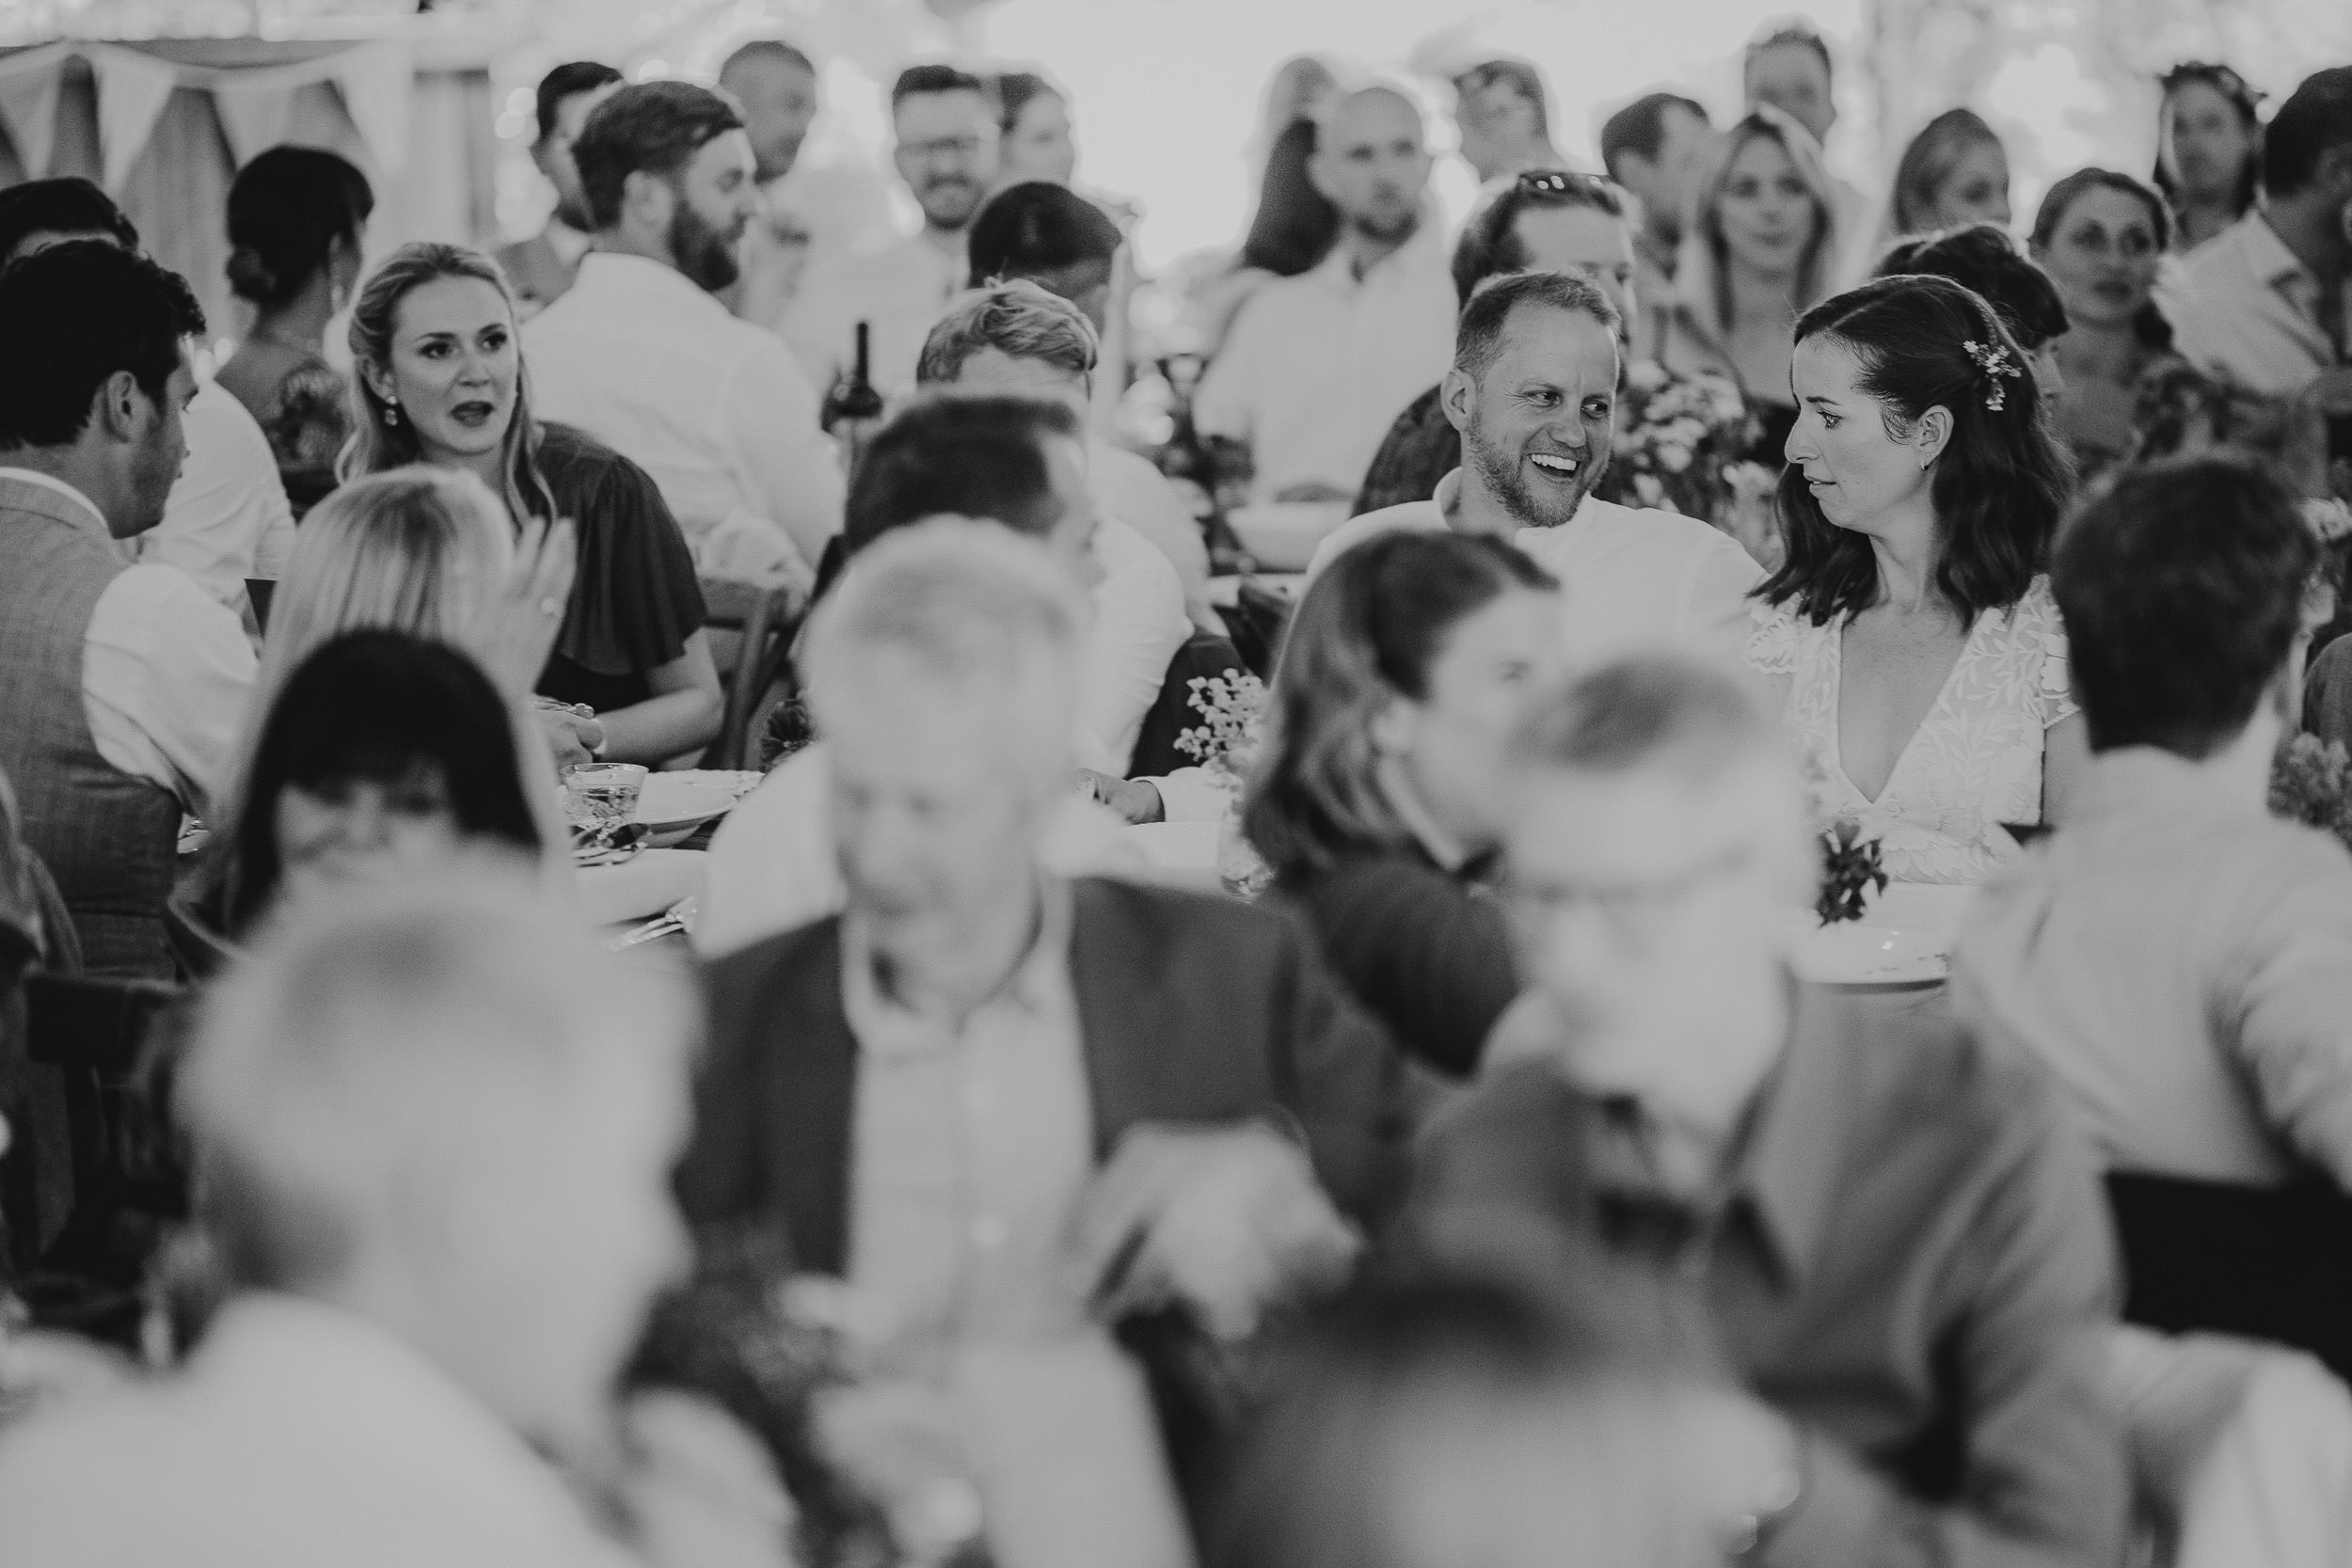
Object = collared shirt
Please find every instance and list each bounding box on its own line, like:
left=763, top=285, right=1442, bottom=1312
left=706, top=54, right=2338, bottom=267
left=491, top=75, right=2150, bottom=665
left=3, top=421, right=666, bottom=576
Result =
left=1412, top=982, right=2127, bottom=1568
left=0, top=1292, right=634, bottom=1568
left=1307, top=467, right=1762, bottom=672
left=780, top=230, right=966, bottom=404
left=2161, top=212, right=2348, bottom=396
left=0, top=467, right=254, bottom=811
left=1192, top=221, right=1458, bottom=501
left=1090, top=436, right=1212, bottom=617
left=525, top=252, right=844, bottom=580
left=137, top=380, right=294, bottom=610
left=839, top=878, right=1096, bottom=1349
left=1085, top=514, right=1192, bottom=773
left=1952, top=747, right=2352, bottom=1188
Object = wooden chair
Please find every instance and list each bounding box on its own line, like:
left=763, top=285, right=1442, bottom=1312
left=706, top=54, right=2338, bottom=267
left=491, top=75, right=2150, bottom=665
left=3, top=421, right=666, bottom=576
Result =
left=697, top=575, right=805, bottom=770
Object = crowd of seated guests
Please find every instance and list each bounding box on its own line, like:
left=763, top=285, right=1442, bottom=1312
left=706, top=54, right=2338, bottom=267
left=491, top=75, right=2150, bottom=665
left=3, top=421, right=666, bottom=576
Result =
left=3, top=25, right=2352, bottom=1568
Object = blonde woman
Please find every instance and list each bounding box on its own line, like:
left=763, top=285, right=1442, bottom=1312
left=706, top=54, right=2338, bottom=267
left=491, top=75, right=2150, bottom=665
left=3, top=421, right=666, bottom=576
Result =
left=343, top=243, right=719, bottom=765
left=1653, top=107, right=1842, bottom=465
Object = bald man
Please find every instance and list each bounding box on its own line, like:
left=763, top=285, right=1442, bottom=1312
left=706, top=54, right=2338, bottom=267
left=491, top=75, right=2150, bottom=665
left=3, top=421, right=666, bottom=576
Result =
left=1194, top=84, right=1456, bottom=507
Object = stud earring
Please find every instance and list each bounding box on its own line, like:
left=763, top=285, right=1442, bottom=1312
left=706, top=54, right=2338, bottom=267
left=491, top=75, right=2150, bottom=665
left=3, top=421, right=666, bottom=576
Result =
left=383, top=403, right=400, bottom=428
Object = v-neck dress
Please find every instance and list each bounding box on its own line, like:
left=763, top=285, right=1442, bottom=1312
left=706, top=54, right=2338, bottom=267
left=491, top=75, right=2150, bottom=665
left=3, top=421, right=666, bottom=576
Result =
left=1745, top=575, right=2076, bottom=885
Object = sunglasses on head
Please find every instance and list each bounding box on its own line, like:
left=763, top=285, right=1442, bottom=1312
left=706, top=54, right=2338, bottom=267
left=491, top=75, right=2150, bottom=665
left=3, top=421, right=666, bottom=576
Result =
left=1516, top=169, right=1617, bottom=201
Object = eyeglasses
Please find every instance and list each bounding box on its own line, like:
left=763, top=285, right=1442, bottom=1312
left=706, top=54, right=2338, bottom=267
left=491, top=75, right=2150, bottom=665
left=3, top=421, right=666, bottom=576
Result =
left=900, top=134, right=990, bottom=166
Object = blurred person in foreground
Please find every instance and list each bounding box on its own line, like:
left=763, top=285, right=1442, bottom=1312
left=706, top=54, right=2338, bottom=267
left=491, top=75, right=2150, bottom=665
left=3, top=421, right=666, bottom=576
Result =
left=0, top=179, right=293, bottom=611
left=1408, top=656, right=2128, bottom=1568
left=0, top=870, right=793, bottom=1567
left=496, top=60, right=624, bottom=317
left=1352, top=169, right=1645, bottom=516
left=1210, top=1269, right=1799, bottom=1568
left=527, top=80, right=841, bottom=586
left=0, top=242, right=251, bottom=978
left=1954, top=457, right=2352, bottom=1370
left=784, top=66, right=1004, bottom=404
left=1194, top=82, right=1455, bottom=507
left=2160, top=67, right=2352, bottom=397
left=680, top=524, right=1402, bottom=1528
left=1312, top=272, right=1761, bottom=673
left=1248, top=531, right=1563, bottom=1079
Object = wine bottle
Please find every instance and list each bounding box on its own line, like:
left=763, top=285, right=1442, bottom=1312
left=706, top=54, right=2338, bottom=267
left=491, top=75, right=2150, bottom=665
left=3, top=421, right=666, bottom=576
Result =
left=823, top=320, right=887, bottom=475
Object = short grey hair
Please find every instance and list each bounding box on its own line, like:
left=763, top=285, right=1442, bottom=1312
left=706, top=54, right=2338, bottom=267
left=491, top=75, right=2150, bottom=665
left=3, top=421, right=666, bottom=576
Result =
left=916, top=277, right=1099, bottom=388
left=803, top=517, right=1088, bottom=757
left=181, top=866, right=694, bottom=1291
left=1507, top=657, right=1785, bottom=790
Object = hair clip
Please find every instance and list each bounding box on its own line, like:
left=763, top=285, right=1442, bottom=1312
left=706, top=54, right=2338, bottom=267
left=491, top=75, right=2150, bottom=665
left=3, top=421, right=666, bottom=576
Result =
left=1961, top=339, right=2022, bottom=412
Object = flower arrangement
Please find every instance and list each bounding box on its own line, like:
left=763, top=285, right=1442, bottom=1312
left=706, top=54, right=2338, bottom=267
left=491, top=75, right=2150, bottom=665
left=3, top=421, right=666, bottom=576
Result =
left=1174, top=673, right=1268, bottom=782
left=1594, top=360, right=1762, bottom=525
left=1816, top=819, right=1888, bottom=926
left=2270, top=734, right=2352, bottom=855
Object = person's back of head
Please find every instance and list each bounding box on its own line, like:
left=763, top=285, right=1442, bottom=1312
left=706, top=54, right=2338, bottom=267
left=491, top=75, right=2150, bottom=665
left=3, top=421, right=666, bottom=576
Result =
left=569, top=79, right=746, bottom=233
left=841, top=390, right=1082, bottom=559
left=224, top=629, right=542, bottom=935
left=916, top=277, right=1098, bottom=393
left=1888, top=108, right=2006, bottom=236
left=1874, top=222, right=2068, bottom=350
left=2262, top=66, right=2352, bottom=201
left=1450, top=171, right=1629, bottom=307
left=1598, top=93, right=1707, bottom=188
left=2055, top=457, right=2317, bottom=760
left=262, top=467, right=514, bottom=705
left=965, top=181, right=1121, bottom=313
left=1209, top=1268, right=1771, bottom=1568
left=0, top=241, right=204, bottom=532
left=533, top=60, right=625, bottom=148
left=226, top=147, right=374, bottom=309
left=182, top=863, right=693, bottom=1447
left=1242, top=117, right=1341, bottom=277
left=892, top=63, right=992, bottom=114
left=0, top=177, right=137, bottom=266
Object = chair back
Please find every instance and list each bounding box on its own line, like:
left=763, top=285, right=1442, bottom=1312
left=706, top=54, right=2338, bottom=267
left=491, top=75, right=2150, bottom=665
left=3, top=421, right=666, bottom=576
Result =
left=698, top=575, right=804, bottom=770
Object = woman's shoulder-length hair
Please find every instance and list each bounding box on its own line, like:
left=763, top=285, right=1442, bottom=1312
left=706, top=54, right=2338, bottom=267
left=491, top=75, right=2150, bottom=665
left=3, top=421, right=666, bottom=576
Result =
left=1243, top=530, right=1555, bottom=881
left=1675, top=106, right=1844, bottom=346
left=1757, top=274, right=2075, bottom=626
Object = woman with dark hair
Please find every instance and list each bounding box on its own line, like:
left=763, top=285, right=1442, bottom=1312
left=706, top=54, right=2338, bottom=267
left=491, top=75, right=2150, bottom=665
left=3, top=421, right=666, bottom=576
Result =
left=213, top=147, right=374, bottom=515
left=1748, top=275, right=2087, bottom=884
left=2154, top=62, right=2265, bottom=252
left=1875, top=224, right=2069, bottom=391
left=342, top=243, right=719, bottom=765
left=1246, top=531, right=1561, bottom=1077
left=1186, top=58, right=1342, bottom=355
left=213, top=630, right=544, bottom=939
left=993, top=71, right=1077, bottom=188
left=2028, top=170, right=2185, bottom=479
left=1885, top=109, right=2011, bottom=240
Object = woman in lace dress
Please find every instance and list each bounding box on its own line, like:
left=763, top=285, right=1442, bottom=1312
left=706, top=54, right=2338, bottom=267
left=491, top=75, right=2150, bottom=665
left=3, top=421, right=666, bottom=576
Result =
left=1747, top=274, right=2087, bottom=884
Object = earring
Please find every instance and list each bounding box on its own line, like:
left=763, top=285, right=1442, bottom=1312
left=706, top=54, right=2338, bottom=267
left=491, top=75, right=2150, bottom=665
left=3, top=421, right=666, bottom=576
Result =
left=383, top=403, right=400, bottom=428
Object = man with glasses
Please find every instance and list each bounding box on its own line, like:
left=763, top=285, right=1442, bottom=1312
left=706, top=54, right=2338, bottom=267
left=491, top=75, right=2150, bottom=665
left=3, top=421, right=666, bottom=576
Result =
left=784, top=65, right=1002, bottom=404
left=1407, top=656, right=2129, bottom=1568
left=1451, top=58, right=1575, bottom=188
left=1193, top=82, right=1455, bottom=508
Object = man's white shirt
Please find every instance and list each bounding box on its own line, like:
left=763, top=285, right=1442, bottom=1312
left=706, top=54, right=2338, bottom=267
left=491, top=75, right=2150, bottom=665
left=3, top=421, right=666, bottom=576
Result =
left=136, top=380, right=293, bottom=611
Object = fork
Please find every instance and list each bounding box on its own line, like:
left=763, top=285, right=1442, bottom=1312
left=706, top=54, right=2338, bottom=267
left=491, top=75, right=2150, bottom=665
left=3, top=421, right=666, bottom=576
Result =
left=607, top=895, right=697, bottom=951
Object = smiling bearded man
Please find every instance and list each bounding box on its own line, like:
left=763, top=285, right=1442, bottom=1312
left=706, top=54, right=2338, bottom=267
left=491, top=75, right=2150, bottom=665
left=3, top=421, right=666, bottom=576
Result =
left=1308, top=270, right=1764, bottom=673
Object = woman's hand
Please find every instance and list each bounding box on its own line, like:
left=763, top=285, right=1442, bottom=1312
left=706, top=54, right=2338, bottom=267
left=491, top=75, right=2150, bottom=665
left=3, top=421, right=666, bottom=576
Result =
left=469, top=515, right=578, bottom=694
left=1076, top=768, right=1164, bottom=824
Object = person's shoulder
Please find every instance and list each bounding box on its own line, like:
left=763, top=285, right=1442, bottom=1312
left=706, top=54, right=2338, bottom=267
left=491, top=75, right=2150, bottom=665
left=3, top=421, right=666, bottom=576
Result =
left=535, top=420, right=656, bottom=493
left=1577, top=495, right=1748, bottom=560
left=184, top=377, right=274, bottom=455
left=1073, top=876, right=1305, bottom=966
left=1305, top=500, right=1444, bottom=583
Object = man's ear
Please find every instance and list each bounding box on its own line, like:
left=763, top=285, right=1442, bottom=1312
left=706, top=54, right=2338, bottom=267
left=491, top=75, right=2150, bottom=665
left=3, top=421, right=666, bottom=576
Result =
left=620, top=166, right=674, bottom=232
left=91, top=371, right=146, bottom=444
left=1438, top=364, right=1475, bottom=434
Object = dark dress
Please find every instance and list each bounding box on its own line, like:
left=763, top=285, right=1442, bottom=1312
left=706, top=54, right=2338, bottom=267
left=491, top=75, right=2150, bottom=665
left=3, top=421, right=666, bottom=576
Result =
left=227, top=354, right=350, bottom=518
left=1274, top=843, right=1517, bottom=1078
left=532, top=421, right=707, bottom=713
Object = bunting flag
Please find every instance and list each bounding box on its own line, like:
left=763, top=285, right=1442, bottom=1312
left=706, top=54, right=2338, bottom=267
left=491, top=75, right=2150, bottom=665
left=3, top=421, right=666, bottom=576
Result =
left=0, top=43, right=69, bottom=181
left=211, top=75, right=296, bottom=167
left=88, top=45, right=178, bottom=193
left=329, top=41, right=411, bottom=177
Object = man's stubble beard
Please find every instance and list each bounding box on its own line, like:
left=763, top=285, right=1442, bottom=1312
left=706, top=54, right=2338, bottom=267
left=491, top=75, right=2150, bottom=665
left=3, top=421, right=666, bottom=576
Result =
left=1465, top=410, right=1606, bottom=530
left=669, top=203, right=740, bottom=293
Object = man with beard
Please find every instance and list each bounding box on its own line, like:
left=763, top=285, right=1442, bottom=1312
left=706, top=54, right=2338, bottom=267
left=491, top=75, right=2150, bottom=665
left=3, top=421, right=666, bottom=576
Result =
left=1194, top=82, right=1457, bottom=507
left=496, top=61, right=623, bottom=318
left=529, top=80, right=842, bottom=585
left=1306, top=271, right=1759, bottom=673
left=784, top=66, right=1003, bottom=405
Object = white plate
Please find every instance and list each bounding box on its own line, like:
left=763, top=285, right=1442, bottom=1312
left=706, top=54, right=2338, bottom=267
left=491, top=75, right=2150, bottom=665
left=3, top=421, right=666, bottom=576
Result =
left=580, top=847, right=707, bottom=927
left=1789, top=921, right=1950, bottom=985
left=634, top=778, right=737, bottom=847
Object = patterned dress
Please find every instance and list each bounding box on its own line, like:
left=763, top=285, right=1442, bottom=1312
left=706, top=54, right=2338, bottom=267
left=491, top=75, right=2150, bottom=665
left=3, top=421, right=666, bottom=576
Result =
left=1746, top=575, right=2076, bottom=885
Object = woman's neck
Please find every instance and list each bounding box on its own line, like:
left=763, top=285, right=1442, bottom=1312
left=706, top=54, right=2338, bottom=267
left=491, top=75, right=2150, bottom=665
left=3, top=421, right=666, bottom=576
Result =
left=1724, top=255, right=1797, bottom=329
left=248, top=272, right=337, bottom=356
left=1863, top=500, right=1950, bottom=615
left=422, top=439, right=509, bottom=502
left=2056, top=317, right=2144, bottom=385
left=2175, top=194, right=2236, bottom=249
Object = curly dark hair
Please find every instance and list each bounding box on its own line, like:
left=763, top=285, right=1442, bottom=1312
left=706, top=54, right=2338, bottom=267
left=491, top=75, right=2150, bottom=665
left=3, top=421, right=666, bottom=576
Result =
left=1758, top=275, right=2075, bottom=626
left=1873, top=223, right=2068, bottom=350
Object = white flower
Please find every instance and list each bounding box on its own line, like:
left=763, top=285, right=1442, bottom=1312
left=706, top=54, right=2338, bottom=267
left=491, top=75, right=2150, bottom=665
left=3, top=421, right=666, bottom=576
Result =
left=1659, top=443, right=1692, bottom=474
left=1634, top=473, right=1665, bottom=505
left=1626, top=358, right=1670, bottom=393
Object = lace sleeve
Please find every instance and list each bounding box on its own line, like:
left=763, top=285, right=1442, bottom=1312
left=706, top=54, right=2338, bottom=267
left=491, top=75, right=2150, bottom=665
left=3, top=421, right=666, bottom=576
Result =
left=1743, top=595, right=1802, bottom=675
left=2021, top=578, right=2079, bottom=728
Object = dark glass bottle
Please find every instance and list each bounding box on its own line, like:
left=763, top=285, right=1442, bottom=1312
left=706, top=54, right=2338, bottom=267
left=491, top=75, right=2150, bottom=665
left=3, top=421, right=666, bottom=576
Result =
left=823, top=320, right=888, bottom=476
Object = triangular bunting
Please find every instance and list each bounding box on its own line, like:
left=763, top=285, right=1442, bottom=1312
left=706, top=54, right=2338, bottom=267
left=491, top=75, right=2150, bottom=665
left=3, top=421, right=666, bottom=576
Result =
left=330, top=41, right=410, bottom=177
left=0, top=43, right=69, bottom=181
left=212, top=78, right=297, bottom=167
left=87, top=44, right=178, bottom=193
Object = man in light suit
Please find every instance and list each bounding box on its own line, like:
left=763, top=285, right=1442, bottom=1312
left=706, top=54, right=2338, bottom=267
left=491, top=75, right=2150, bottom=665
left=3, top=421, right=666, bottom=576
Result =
left=497, top=61, right=625, bottom=318
left=681, top=523, right=1403, bottom=1507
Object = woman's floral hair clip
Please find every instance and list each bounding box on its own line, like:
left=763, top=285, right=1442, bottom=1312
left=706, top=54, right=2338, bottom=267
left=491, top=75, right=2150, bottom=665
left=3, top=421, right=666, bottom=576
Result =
left=1961, top=339, right=2023, bottom=412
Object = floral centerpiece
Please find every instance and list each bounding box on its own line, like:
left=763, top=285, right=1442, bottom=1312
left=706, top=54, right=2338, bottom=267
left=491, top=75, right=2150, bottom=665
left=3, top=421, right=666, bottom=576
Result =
left=1816, top=819, right=1888, bottom=926
left=2270, top=734, right=2352, bottom=855
left=1175, top=673, right=1274, bottom=897
left=1595, top=360, right=1763, bottom=526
